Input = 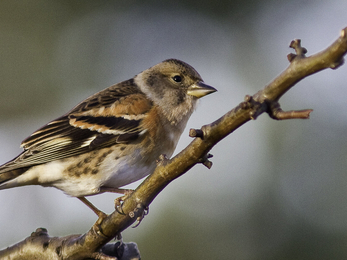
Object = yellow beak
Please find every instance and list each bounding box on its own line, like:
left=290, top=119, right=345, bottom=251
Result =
left=187, top=81, right=217, bottom=98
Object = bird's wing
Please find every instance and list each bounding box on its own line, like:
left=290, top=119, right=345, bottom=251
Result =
left=0, top=79, right=152, bottom=173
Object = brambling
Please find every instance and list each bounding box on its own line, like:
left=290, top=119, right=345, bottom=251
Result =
left=0, top=59, right=216, bottom=218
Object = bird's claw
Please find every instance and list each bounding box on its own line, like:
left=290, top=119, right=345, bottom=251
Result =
left=114, top=190, right=134, bottom=215
left=92, top=211, right=109, bottom=238
left=132, top=204, right=149, bottom=228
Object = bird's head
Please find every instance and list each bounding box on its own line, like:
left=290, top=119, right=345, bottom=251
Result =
left=135, top=59, right=216, bottom=124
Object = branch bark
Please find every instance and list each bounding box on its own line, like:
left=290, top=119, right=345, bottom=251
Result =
left=1, top=27, right=347, bottom=260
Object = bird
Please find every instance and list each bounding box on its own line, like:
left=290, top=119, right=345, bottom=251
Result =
left=0, top=58, right=216, bottom=218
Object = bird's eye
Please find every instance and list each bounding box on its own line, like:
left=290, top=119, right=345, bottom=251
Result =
left=172, top=75, right=182, bottom=83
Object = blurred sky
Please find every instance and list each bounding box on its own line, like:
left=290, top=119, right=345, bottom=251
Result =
left=0, top=1, right=347, bottom=259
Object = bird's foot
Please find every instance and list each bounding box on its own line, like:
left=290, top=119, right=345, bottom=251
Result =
left=95, top=211, right=108, bottom=225
left=91, top=211, right=109, bottom=238
left=114, top=189, right=134, bottom=214
left=132, top=204, right=149, bottom=228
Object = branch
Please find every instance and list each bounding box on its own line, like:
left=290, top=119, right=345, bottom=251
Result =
left=0, top=228, right=140, bottom=260
left=1, top=27, right=347, bottom=259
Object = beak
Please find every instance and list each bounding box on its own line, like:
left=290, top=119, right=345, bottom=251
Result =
left=187, top=81, right=217, bottom=98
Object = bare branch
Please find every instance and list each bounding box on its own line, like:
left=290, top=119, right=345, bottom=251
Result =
left=0, top=228, right=140, bottom=260
left=267, top=101, right=313, bottom=120
left=99, top=25, right=347, bottom=244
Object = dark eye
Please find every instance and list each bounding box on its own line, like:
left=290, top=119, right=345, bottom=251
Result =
left=172, top=75, right=182, bottom=83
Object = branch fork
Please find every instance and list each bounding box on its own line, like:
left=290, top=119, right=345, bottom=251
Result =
left=266, top=100, right=313, bottom=120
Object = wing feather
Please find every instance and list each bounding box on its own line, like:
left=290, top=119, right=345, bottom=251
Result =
left=0, top=79, right=153, bottom=173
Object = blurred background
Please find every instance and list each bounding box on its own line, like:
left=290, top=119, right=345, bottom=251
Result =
left=0, top=0, right=347, bottom=259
